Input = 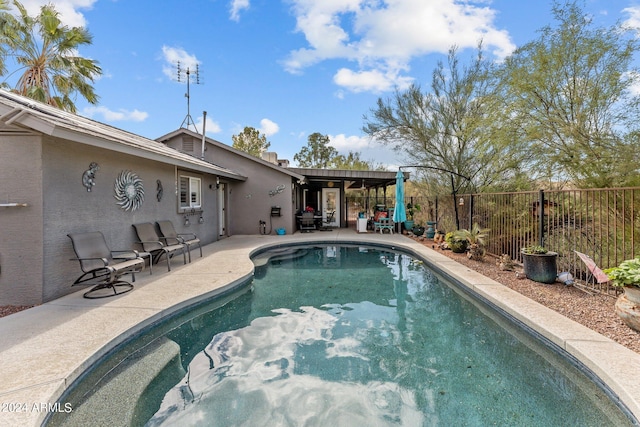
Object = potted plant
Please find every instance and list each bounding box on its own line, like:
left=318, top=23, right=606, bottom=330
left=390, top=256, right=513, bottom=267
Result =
left=425, top=220, right=437, bottom=239
left=604, top=257, right=640, bottom=332
left=521, top=245, right=558, bottom=284
left=404, top=202, right=420, bottom=231
left=454, top=223, right=489, bottom=260
left=445, top=231, right=468, bottom=253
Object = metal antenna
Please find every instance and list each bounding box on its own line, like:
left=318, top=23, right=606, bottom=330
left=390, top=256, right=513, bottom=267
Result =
left=176, top=61, right=201, bottom=133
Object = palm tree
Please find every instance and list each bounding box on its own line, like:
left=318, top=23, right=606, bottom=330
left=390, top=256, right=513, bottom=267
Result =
left=0, top=1, right=11, bottom=77
left=0, top=0, right=102, bottom=112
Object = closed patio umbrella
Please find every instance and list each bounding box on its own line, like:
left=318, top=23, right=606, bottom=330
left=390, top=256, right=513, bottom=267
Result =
left=393, top=170, right=407, bottom=232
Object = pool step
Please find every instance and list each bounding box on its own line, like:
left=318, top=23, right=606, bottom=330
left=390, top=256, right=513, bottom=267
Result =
left=55, top=337, right=185, bottom=426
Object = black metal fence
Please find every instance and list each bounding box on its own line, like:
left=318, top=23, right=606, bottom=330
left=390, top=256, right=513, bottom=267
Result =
left=348, top=187, right=640, bottom=295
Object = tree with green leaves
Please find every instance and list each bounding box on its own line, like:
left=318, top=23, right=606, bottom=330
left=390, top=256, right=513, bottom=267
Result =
left=331, top=150, right=386, bottom=171
left=294, top=132, right=338, bottom=168
left=498, top=0, right=640, bottom=188
left=363, top=44, right=526, bottom=194
left=231, top=126, right=271, bottom=157
left=0, top=1, right=10, bottom=77
left=0, top=0, right=102, bottom=112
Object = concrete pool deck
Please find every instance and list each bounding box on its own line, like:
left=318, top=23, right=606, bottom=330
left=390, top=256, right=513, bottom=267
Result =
left=1, top=229, right=639, bottom=426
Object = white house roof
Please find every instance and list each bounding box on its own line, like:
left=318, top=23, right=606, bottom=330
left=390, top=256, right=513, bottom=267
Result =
left=0, top=90, right=246, bottom=181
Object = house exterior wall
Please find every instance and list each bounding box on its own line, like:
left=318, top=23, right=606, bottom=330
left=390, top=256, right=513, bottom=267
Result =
left=0, top=135, right=44, bottom=305
left=0, top=135, right=223, bottom=305
left=163, top=135, right=297, bottom=235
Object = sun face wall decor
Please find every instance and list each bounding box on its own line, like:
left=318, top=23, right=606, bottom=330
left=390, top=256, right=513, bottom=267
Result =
left=114, top=170, right=144, bottom=211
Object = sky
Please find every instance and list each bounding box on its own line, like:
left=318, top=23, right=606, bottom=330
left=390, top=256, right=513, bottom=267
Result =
left=6, top=0, right=640, bottom=168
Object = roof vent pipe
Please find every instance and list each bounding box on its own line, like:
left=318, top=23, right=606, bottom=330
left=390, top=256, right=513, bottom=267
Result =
left=201, top=110, right=207, bottom=160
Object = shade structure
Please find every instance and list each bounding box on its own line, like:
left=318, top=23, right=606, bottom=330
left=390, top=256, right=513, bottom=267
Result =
left=393, top=170, right=407, bottom=228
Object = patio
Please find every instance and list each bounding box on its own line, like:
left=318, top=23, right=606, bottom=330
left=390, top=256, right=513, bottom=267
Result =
left=1, top=229, right=639, bottom=426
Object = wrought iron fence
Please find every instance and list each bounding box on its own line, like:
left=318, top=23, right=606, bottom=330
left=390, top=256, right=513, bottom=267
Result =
left=349, top=187, right=640, bottom=295
left=462, top=188, right=640, bottom=295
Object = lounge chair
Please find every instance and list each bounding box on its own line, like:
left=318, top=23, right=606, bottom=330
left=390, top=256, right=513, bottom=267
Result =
left=157, top=220, right=202, bottom=263
left=132, top=223, right=187, bottom=271
left=575, top=251, right=610, bottom=285
left=68, top=231, right=144, bottom=299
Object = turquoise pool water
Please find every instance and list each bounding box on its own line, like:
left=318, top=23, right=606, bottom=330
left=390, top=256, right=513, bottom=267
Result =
left=50, top=244, right=633, bottom=426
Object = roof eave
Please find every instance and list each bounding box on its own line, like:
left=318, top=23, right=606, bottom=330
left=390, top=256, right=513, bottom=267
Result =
left=9, top=112, right=247, bottom=181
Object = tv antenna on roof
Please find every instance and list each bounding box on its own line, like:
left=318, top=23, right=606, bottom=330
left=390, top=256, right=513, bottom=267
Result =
left=176, top=61, right=201, bottom=133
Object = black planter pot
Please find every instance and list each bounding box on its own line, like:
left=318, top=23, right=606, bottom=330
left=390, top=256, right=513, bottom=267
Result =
left=450, top=240, right=468, bottom=253
left=412, top=226, right=425, bottom=236
left=522, top=251, right=558, bottom=284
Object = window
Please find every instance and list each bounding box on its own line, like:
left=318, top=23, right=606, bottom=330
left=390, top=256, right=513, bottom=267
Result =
left=179, top=175, right=201, bottom=209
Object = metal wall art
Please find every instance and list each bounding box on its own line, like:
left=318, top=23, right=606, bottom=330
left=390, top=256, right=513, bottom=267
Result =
left=269, top=184, right=286, bottom=197
left=82, top=162, right=99, bottom=192
left=156, top=179, right=163, bottom=202
left=114, top=170, right=144, bottom=211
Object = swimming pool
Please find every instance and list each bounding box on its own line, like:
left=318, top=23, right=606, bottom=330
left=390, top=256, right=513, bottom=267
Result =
left=48, top=244, right=634, bottom=426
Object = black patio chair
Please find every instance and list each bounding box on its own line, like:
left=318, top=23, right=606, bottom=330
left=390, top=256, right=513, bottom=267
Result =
left=68, top=231, right=144, bottom=299
left=299, top=212, right=316, bottom=232
left=157, top=220, right=202, bottom=263
left=132, top=223, right=187, bottom=271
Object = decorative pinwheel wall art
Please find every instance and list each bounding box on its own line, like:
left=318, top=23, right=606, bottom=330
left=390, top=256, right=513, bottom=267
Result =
left=114, top=170, right=144, bottom=211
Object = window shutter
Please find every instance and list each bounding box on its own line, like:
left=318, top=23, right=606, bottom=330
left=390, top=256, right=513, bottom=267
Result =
left=179, top=176, right=189, bottom=207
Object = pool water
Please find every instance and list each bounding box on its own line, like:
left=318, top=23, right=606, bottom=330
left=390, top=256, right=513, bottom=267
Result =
left=51, top=244, right=632, bottom=426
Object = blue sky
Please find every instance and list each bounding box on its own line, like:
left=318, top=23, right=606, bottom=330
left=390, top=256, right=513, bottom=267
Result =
left=8, top=0, right=640, bottom=168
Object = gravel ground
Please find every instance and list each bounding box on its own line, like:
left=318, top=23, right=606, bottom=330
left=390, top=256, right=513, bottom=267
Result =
left=1, top=237, right=638, bottom=355
left=413, top=236, right=640, bottom=354
left=0, top=305, right=34, bottom=318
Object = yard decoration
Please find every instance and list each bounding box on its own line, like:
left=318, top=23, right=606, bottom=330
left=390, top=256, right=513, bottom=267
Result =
left=425, top=221, right=437, bottom=239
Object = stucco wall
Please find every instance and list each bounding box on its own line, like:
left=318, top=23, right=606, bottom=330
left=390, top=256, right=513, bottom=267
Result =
left=212, top=146, right=297, bottom=234
left=0, top=136, right=222, bottom=305
left=226, top=175, right=295, bottom=235
left=0, top=135, right=44, bottom=305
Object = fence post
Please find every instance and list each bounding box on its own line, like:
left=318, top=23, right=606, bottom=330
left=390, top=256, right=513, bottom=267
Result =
left=538, top=189, right=545, bottom=247
left=452, top=175, right=460, bottom=230
left=468, top=194, right=474, bottom=230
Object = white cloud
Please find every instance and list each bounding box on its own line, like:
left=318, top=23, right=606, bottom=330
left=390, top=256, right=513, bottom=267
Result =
left=160, top=46, right=200, bottom=80
left=82, top=106, right=148, bottom=122
left=230, top=0, right=250, bottom=21
left=259, top=118, right=280, bottom=136
left=328, top=133, right=403, bottom=170
left=329, top=133, right=370, bottom=151
left=197, top=114, right=222, bottom=135
left=283, top=0, right=515, bottom=93
left=16, top=0, right=96, bottom=27
left=333, top=67, right=413, bottom=93
left=622, top=6, right=640, bottom=33
left=623, top=70, right=640, bottom=96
